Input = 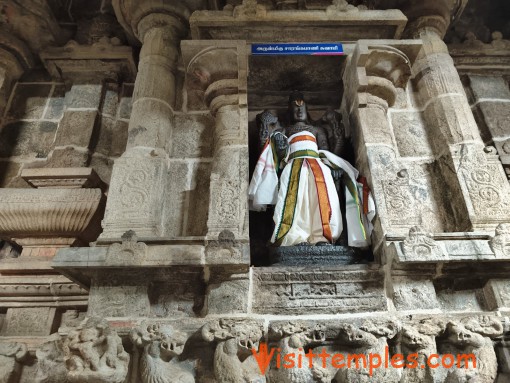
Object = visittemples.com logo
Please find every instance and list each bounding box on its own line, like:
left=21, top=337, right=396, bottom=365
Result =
left=251, top=344, right=477, bottom=376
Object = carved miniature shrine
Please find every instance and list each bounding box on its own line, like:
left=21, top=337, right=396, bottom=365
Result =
left=0, top=0, right=510, bottom=382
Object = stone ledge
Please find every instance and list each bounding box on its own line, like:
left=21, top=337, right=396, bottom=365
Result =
left=252, top=264, right=387, bottom=315
left=386, top=227, right=510, bottom=264
left=190, top=9, right=408, bottom=42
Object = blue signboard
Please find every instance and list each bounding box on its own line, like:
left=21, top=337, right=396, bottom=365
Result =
left=251, top=43, right=344, bottom=56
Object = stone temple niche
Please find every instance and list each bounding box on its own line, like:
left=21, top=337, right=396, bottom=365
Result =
left=247, top=54, right=372, bottom=266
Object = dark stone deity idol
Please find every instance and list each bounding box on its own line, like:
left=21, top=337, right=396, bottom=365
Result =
left=248, top=91, right=375, bottom=264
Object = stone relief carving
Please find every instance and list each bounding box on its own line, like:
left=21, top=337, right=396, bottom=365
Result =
left=439, top=316, right=503, bottom=383
left=106, top=230, right=148, bottom=264
left=232, top=0, right=267, bottom=17
left=63, top=317, right=129, bottom=383
left=201, top=319, right=266, bottom=383
left=326, top=0, right=366, bottom=14
left=458, top=145, right=510, bottom=220
left=129, top=324, right=194, bottom=383
left=332, top=320, right=401, bottom=382
left=401, top=226, right=444, bottom=261
left=267, top=321, right=327, bottom=383
left=35, top=334, right=69, bottom=383
left=489, top=223, right=510, bottom=257
left=399, top=319, right=446, bottom=383
left=0, top=342, right=28, bottom=383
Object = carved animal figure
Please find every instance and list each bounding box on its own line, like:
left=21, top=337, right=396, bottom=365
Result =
left=202, top=319, right=265, bottom=383
left=0, top=342, right=28, bottom=383
left=400, top=323, right=446, bottom=383
left=214, top=338, right=264, bottom=383
left=439, top=319, right=502, bottom=383
left=130, top=324, right=194, bottom=383
left=267, top=322, right=327, bottom=383
left=35, top=335, right=69, bottom=383
left=333, top=322, right=401, bottom=383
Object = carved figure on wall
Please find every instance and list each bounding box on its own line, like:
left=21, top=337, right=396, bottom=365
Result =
left=332, top=321, right=401, bottom=382
left=439, top=317, right=502, bottom=383
left=129, top=324, right=194, bottom=383
left=63, top=317, right=129, bottom=383
left=489, top=223, right=510, bottom=257
left=267, top=322, right=327, bottom=383
left=201, top=319, right=266, bottom=383
left=399, top=320, right=447, bottom=383
left=249, top=91, right=375, bottom=248
left=0, top=342, right=28, bottom=383
left=35, top=334, right=69, bottom=383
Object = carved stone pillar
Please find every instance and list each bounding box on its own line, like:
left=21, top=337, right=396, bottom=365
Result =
left=101, top=2, right=189, bottom=238
left=406, top=6, right=510, bottom=231
left=343, top=43, right=414, bottom=251
left=185, top=42, right=249, bottom=242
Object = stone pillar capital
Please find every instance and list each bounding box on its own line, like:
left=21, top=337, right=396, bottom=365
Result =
left=356, top=45, right=411, bottom=107
left=112, top=0, right=190, bottom=44
left=187, top=47, right=241, bottom=115
left=402, top=0, right=468, bottom=39
left=136, top=12, right=187, bottom=44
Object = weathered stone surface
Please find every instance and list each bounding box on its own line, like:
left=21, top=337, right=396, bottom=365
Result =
left=64, top=84, right=103, bottom=109
left=7, top=83, right=52, bottom=120
left=88, top=280, right=150, bottom=317
left=0, top=188, right=104, bottom=242
left=0, top=121, right=57, bottom=158
left=205, top=274, right=249, bottom=314
left=47, top=147, right=90, bottom=168
left=0, top=161, right=21, bottom=187
left=252, top=265, right=387, bottom=314
left=93, top=117, right=128, bottom=157
left=1, top=307, right=56, bottom=336
left=391, top=111, right=433, bottom=157
left=118, top=83, right=133, bottom=119
left=439, top=317, right=502, bottom=383
left=483, top=279, right=510, bottom=311
left=35, top=334, right=69, bottom=383
left=21, top=167, right=103, bottom=189
left=171, top=114, right=214, bottom=158
left=54, top=110, right=98, bottom=147
left=129, top=324, right=195, bottom=383
left=63, top=317, right=129, bottom=383
left=202, top=318, right=265, bottom=383
left=468, top=75, right=510, bottom=101
left=391, top=277, right=440, bottom=310
left=101, top=149, right=167, bottom=238
left=186, top=162, right=211, bottom=237
left=0, top=342, right=28, bottom=383
left=477, top=101, right=510, bottom=138
left=190, top=7, right=407, bottom=42
left=44, top=84, right=66, bottom=120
